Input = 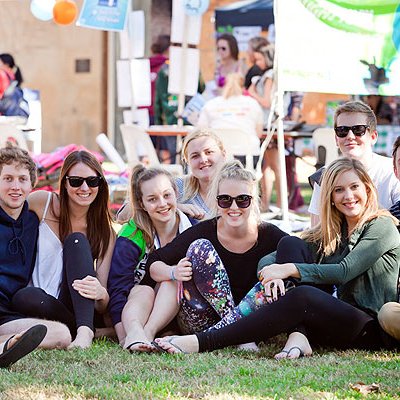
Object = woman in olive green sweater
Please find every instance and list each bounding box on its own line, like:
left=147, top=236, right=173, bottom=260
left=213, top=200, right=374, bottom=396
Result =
left=154, top=158, right=400, bottom=357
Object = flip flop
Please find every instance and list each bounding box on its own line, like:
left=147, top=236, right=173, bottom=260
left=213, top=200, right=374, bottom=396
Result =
left=276, top=346, right=304, bottom=360
left=0, top=324, right=47, bottom=368
left=150, top=341, right=169, bottom=353
left=153, top=336, right=187, bottom=354
left=125, top=341, right=155, bottom=353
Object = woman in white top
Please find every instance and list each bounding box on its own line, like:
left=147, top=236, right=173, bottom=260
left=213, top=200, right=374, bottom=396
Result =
left=12, top=150, right=115, bottom=349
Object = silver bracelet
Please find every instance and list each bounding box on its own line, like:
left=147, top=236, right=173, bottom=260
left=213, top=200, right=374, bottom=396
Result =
left=170, top=267, right=176, bottom=281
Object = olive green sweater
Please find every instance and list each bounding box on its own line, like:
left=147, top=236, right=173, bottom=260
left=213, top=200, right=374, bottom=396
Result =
left=258, top=216, right=400, bottom=316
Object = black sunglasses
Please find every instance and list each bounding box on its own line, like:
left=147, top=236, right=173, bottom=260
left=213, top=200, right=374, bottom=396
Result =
left=217, top=46, right=227, bottom=51
left=216, top=194, right=253, bottom=209
left=66, top=176, right=102, bottom=188
left=334, top=125, right=369, bottom=138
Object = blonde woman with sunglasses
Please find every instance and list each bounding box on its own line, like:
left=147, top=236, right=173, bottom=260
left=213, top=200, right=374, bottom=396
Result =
left=12, top=150, right=115, bottom=349
left=147, top=160, right=287, bottom=336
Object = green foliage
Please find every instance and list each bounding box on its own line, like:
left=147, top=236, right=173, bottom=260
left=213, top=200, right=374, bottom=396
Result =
left=0, top=340, right=399, bottom=399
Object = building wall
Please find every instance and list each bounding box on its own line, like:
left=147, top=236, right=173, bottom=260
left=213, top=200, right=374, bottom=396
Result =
left=0, top=1, right=106, bottom=152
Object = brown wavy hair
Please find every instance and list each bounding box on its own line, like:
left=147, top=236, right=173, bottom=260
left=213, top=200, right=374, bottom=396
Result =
left=58, top=150, right=112, bottom=260
left=130, top=164, right=177, bottom=251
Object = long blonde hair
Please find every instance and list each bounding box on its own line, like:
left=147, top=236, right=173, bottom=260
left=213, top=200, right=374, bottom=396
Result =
left=302, top=157, right=397, bottom=257
left=130, top=165, right=177, bottom=251
left=222, top=73, right=243, bottom=99
left=208, top=160, right=260, bottom=222
left=181, top=128, right=226, bottom=202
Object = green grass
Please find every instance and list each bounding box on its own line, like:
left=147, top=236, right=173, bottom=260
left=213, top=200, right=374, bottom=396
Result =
left=1, top=339, right=399, bottom=399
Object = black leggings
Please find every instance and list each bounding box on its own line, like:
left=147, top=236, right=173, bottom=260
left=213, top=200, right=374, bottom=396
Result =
left=196, top=236, right=382, bottom=352
left=11, top=233, right=96, bottom=335
left=196, top=285, right=383, bottom=352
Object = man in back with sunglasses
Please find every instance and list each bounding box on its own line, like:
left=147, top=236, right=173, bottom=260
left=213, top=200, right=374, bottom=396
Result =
left=308, top=100, right=400, bottom=226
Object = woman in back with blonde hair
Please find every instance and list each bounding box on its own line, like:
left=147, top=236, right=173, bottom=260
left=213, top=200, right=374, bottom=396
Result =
left=176, top=128, right=227, bottom=220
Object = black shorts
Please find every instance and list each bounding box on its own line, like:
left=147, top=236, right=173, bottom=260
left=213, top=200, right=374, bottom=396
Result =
left=0, top=302, right=26, bottom=327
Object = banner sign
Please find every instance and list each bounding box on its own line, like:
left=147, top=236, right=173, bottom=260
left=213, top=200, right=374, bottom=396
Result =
left=278, top=0, right=400, bottom=95
left=77, top=0, right=129, bottom=32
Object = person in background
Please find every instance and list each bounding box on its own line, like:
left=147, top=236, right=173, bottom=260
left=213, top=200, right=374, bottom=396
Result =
left=197, top=73, right=263, bottom=169
left=12, top=150, right=115, bottom=349
left=378, top=135, right=400, bottom=346
left=144, top=35, right=170, bottom=155
left=308, top=100, right=400, bottom=226
left=0, top=146, right=71, bottom=350
left=0, top=53, right=29, bottom=118
left=108, top=165, right=193, bottom=352
left=363, top=95, right=393, bottom=125
left=154, top=53, right=205, bottom=164
left=154, top=158, right=400, bottom=355
left=0, top=54, right=23, bottom=98
left=244, top=36, right=269, bottom=90
left=248, top=43, right=280, bottom=212
left=389, top=136, right=400, bottom=221
left=176, top=129, right=227, bottom=220
left=214, top=34, right=245, bottom=96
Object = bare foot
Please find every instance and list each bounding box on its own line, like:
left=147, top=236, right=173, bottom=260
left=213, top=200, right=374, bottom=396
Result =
left=274, top=332, right=312, bottom=360
left=124, top=321, right=155, bottom=353
left=125, top=341, right=155, bottom=353
left=154, top=335, right=199, bottom=354
left=68, top=326, right=94, bottom=350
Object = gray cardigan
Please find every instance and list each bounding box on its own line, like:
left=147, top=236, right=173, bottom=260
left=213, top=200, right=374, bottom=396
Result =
left=258, top=216, right=400, bottom=316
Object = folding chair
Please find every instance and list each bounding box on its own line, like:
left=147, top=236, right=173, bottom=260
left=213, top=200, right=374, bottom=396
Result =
left=312, top=128, right=340, bottom=169
left=119, top=124, right=183, bottom=176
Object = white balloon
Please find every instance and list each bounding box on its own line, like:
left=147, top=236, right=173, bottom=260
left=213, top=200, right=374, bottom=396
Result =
left=30, top=0, right=56, bottom=21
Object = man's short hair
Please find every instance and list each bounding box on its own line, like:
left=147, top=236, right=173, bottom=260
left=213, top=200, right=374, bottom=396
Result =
left=0, top=145, right=37, bottom=186
left=334, top=100, right=377, bottom=132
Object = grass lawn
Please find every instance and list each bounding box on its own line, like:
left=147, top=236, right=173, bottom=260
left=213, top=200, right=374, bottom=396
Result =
left=1, top=338, right=399, bottom=399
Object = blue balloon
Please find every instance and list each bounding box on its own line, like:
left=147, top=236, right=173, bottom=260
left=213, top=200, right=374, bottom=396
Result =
left=30, top=0, right=56, bottom=21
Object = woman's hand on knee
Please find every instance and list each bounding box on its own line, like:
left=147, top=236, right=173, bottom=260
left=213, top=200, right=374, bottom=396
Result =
left=263, top=279, right=286, bottom=303
left=173, top=257, right=192, bottom=281
left=72, top=275, right=107, bottom=301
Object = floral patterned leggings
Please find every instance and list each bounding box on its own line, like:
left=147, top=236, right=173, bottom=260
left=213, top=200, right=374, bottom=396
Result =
left=177, top=238, right=270, bottom=334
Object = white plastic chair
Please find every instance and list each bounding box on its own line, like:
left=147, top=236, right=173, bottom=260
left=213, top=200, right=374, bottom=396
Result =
left=0, top=123, right=28, bottom=150
left=312, top=127, right=340, bottom=169
left=213, top=128, right=255, bottom=171
left=119, top=124, right=183, bottom=176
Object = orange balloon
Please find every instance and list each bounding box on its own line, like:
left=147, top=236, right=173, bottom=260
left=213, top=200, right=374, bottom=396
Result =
left=53, top=0, right=78, bottom=25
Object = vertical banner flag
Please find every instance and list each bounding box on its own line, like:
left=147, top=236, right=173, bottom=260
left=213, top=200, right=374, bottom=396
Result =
left=277, top=0, right=400, bottom=95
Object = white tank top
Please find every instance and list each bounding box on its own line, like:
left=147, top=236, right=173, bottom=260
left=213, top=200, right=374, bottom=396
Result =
left=30, top=192, right=63, bottom=298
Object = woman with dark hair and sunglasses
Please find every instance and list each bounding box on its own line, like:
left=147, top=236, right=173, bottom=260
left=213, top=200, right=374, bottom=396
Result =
left=154, top=158, right=400, bottom=356
left=146, top=160, right=287, bottom=338
left=12, top=150, right=115, bottom=349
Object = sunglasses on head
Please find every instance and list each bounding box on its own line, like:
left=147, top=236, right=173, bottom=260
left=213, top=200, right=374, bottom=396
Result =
left=66, top=176, right=102, bottom=188
left=334, top=125, right=369, bottom=138
left=216, top=194, right=252, bottom=209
